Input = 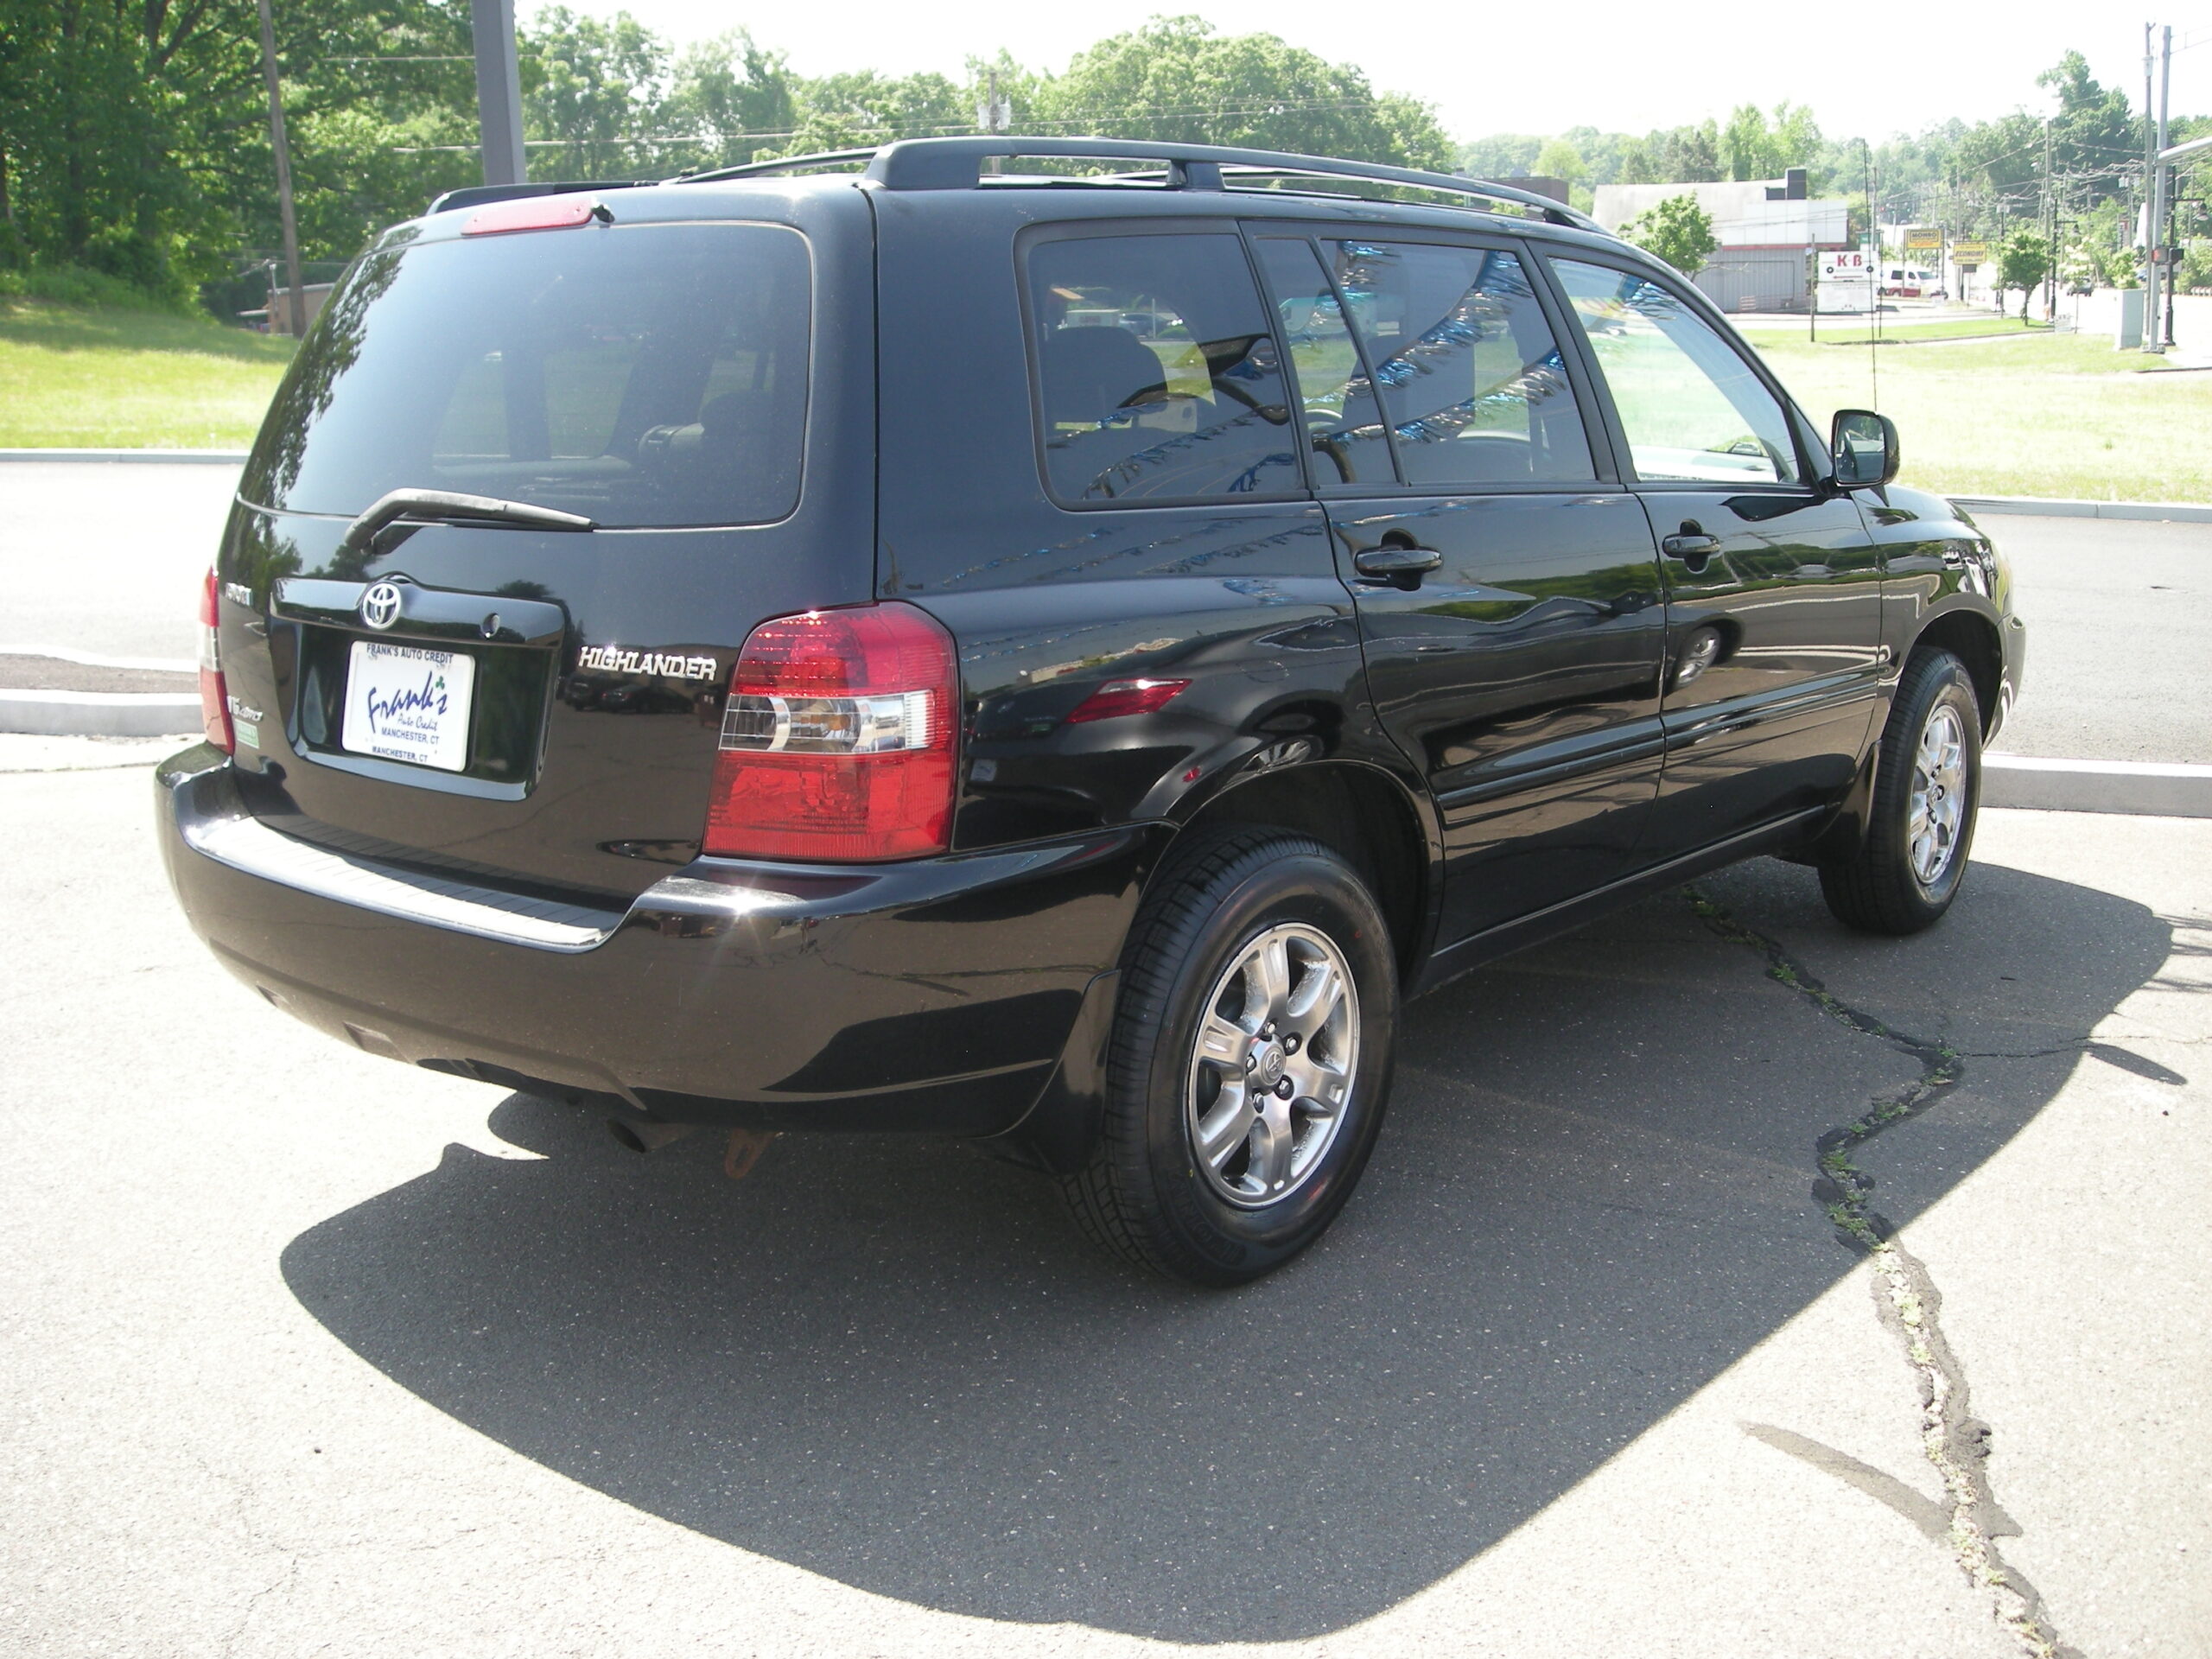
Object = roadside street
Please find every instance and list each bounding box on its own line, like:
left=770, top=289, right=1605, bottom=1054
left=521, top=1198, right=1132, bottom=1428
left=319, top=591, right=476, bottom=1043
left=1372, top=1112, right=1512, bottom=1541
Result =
left=0, top=461, right=238, bottom=665
left=0, top=760, right=2203, bottom=1657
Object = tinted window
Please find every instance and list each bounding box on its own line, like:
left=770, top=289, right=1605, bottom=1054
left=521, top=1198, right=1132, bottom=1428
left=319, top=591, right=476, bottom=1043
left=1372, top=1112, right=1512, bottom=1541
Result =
left=244, top=222, right=810, bottom=528
left=1551, top=259, right=1802, bottom=486
left=1027, top=233, right=1299, bottom=503
left=1253, top=238, right=1394, bottom=486
left=1327, top=240, right=1593, bottom=487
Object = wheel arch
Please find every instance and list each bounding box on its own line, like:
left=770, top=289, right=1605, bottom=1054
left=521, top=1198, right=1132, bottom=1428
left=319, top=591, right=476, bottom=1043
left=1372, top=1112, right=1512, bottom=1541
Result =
left=1906, top=607, right=2003, bottom=734
left=1159, top=760, right=1438, bottom=982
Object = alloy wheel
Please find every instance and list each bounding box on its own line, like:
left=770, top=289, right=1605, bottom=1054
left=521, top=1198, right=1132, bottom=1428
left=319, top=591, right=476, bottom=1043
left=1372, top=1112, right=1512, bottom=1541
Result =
left=1185, top=923, right=1360, bottom=1208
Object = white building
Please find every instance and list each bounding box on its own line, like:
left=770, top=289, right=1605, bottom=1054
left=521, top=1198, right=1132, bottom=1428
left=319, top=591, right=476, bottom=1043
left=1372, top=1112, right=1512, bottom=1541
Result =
left=1591, top=169, right=1851, bottom=313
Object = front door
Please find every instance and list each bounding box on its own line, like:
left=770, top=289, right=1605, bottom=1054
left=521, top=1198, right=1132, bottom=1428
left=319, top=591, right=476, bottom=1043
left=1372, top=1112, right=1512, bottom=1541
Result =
left=1252, top=233, right=1667, bottom=945
left=1547, top=257, right=1885, bottom=858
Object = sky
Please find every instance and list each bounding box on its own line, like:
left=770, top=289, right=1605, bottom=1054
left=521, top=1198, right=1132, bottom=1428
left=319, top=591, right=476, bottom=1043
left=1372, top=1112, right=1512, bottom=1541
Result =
left=561, top=0, right=2210, bottom=143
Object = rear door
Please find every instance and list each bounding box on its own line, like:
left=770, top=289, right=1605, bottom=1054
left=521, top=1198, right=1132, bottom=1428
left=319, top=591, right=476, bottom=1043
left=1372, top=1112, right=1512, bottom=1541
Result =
left=215, top=185, right=875, bottom=901
left=1544, top=253, right=1885, bottom=859
left=1251, top=231, right=1667, bottom=944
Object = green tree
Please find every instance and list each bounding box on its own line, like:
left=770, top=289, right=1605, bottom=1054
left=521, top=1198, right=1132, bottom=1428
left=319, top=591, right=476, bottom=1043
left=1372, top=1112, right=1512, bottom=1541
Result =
left=1997, top=227, right=2050, bottom=318
left=1028, top=16, right=1452, bottom=170
left=521, top=9, right=671, bottom=180
left=2037, top=49, right=2139, bottom=207
left=662, top=31, right=801, bottom=168
left=1650, top=121, right=1721, bottom=183
left=1459, top=134, right=1541, bottom=180
left=1630, top=193, right=1718, bottom=276
left=1532, top=137, right=1584, bottom=186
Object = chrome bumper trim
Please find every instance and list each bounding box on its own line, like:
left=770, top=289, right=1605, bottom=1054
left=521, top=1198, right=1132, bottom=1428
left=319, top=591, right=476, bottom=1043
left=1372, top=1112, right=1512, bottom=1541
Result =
left=182, top=807, right=619, bottom=952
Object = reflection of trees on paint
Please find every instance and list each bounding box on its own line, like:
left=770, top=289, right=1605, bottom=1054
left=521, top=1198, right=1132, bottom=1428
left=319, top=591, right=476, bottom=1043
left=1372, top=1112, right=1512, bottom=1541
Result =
left=244, top=230, right=419, bottom=512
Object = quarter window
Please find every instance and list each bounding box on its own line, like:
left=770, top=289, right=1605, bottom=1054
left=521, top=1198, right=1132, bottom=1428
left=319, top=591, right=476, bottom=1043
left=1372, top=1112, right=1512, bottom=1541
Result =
left=1551, top=259, right=1803, bottom=486
left=1026, top=233, right=1300, bottom=503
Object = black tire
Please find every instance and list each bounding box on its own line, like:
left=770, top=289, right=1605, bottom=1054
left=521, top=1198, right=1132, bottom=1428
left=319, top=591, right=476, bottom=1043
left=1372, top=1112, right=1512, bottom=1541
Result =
left=1058, top=828, right=1398, bottom=1287
left=1820, top=648, right=1982, bottom=935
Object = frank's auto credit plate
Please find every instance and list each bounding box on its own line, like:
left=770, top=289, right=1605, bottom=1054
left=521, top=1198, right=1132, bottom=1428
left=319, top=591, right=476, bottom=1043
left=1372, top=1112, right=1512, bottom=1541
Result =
left=340, top=640, right=475, bottom=772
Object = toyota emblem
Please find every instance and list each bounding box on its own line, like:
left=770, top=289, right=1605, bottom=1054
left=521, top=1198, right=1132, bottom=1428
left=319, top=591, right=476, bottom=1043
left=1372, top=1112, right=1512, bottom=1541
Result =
left=359, top=582, right=404, bottom=631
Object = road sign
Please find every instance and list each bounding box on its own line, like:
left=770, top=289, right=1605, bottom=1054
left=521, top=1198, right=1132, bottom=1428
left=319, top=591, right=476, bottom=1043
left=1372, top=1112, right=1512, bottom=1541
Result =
left=1951, top=239, right=1990, bottom=265
left=1903, top=226, right=1942, bottom=253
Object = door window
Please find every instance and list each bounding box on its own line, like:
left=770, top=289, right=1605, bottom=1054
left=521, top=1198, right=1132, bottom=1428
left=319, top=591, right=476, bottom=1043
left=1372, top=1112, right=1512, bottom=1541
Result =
left=1025, top=233, right=1300, bottom=503
left=1329, top=240, right=1595, bottom=488
left=1550, top=259, right=1803, bottom=486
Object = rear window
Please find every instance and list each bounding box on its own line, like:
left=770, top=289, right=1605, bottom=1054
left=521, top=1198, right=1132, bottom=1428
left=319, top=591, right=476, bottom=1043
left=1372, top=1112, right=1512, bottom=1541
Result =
left=244, top=220, right=810, bottom=529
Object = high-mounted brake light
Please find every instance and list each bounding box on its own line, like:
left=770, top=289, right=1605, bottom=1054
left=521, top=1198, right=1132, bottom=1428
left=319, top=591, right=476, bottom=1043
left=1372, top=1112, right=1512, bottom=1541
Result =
left=198, top=567, right=233, bottom=753
left=1065, top=677, right=1190, bottom=724
left=703, top=604, right=958, bottom=861
left=461, top=196, right=610, bottom=237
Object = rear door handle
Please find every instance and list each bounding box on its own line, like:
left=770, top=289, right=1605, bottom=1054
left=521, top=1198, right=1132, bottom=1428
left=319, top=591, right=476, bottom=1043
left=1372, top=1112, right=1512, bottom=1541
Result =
left=1353, top=543, right=1444, bottom=582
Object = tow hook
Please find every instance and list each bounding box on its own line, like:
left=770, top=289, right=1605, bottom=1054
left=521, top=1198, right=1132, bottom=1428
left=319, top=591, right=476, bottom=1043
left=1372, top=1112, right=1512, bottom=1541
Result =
left=722, top=1128, right=778, bottom=1182
left=606, top=1119, right=696, bottom=1154
left=605, top=1117, right=778, bottom=1181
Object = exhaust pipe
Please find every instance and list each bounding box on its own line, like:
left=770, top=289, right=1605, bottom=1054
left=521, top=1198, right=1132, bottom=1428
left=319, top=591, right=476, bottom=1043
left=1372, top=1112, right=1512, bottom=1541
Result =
left=606, top=1118, right=698, bottom=1154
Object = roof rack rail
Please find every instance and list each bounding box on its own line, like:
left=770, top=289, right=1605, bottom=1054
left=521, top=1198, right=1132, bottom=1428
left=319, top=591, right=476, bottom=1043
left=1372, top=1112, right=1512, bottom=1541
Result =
left=851, top=137, right=1606, bottom=233
left=672, top=149, right=880, bottom=186
left=427, top=179, right=655, bottom=217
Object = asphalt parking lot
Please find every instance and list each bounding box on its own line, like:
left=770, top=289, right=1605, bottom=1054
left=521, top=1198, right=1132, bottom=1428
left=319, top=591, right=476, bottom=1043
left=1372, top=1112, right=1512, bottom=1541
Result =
left=2, top=755, right=2205, bottom=1656
left=2, top=460, right=2208, bottom=1655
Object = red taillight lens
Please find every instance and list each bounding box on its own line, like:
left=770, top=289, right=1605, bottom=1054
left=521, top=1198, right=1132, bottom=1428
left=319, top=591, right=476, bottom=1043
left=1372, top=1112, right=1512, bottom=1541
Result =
left=703, top=603, right=957, bottom=861
left=1065, top=677, right=1191, bottom=724
left=198, top=568, right=233, bottom=753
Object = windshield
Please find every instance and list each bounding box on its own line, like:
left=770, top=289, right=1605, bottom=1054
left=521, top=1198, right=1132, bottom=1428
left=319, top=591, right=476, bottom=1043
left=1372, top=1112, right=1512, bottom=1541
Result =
left=243, top=220, right=810, bottom=529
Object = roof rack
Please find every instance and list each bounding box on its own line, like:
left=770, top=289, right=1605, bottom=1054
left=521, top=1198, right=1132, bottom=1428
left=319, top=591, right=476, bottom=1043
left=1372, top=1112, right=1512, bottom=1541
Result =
left=672, top=149, right=880, bottom=186
left=427, top=179, right=656, bottom=216
left=850, top=137, right=1606, bottom=233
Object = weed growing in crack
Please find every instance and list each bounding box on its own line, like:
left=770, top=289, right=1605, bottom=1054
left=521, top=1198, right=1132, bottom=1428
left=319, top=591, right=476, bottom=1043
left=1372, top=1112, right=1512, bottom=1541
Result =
left=1687, top=887, right=2073, bottom=1659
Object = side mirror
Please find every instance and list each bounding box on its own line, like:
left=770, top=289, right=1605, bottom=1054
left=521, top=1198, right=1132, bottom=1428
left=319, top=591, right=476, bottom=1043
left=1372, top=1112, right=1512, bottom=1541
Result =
left=1830, top=409, right=1899, bottom=488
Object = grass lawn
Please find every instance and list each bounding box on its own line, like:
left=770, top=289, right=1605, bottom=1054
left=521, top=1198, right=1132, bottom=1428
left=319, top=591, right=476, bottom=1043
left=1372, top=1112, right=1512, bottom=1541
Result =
left=1805, top=316, right=2058, bottom=346
left=1750, top=330, right=2212, bottom=503
left=0, top=298, right=294, bottom=448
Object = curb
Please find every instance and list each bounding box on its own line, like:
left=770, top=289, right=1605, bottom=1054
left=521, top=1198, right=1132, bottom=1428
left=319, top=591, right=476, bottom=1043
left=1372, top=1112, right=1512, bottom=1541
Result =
left=1985, top=753, right=2212, bottom=818
left=0, top=448, right=248, bottom=465
left=0, top=690, right=203, bottom=738
left=1951, top=494, right=2212, bottom=524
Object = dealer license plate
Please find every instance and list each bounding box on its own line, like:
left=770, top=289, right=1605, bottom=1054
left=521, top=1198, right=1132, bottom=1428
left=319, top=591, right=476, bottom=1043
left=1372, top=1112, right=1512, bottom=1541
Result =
left=340, top=640, right=476, bottom=772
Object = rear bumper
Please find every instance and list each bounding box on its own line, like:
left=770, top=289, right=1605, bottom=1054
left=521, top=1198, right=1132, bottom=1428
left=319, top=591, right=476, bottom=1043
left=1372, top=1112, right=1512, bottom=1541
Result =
left=156, top=747, right=1150, bottom=1135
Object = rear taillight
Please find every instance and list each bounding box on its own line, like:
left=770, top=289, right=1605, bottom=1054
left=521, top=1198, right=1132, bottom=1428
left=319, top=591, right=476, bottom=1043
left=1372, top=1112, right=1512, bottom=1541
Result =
left=198, top=568, right=233, bottom=753
left=703, top=603, right=957, bottom=861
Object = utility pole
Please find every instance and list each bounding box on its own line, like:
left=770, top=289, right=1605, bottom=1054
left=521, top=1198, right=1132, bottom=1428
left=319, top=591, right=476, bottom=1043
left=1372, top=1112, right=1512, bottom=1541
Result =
left=2158, top=24, right=2175, bottom=348
left=2041, top=116, right=2056, bottom=321
left=2144, top=23, right=2164, bottom=353
left=470, top=0, right=527, bottom=188
left=252, top=0, right=305, bottom=338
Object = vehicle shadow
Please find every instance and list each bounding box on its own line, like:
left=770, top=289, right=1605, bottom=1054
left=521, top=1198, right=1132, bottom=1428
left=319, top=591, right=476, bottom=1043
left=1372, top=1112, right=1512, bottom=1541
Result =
left=280, top=860, right=2169, bottom=1642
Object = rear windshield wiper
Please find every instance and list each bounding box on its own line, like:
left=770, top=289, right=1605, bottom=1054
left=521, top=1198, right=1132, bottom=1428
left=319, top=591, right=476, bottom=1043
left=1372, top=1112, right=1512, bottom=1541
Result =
left=338, top=488, right=597, bottom=554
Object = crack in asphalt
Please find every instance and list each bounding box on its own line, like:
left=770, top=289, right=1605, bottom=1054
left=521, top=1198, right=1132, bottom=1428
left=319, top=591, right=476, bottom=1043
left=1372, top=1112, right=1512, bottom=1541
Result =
left=1687, top=887, right=2078, bottom=1659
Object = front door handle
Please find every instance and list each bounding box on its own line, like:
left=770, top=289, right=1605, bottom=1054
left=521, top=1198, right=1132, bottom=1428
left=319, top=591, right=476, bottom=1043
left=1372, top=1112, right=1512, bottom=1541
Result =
left=1662, top=531, right=1721, bottom=572
left=1353, top=543, right=1444, bottom=583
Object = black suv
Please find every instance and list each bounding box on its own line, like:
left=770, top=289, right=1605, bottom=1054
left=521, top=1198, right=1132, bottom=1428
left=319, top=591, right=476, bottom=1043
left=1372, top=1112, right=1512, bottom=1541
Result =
left=158, top=138, right=2025, bottom=1286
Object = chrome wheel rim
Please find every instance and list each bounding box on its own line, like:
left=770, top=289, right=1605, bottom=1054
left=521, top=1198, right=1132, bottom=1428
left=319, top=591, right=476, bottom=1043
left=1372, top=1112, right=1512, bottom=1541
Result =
left=1908, top=702, right=1967, bottom=887
left=1186, top=923, right=1359, bottom=1209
